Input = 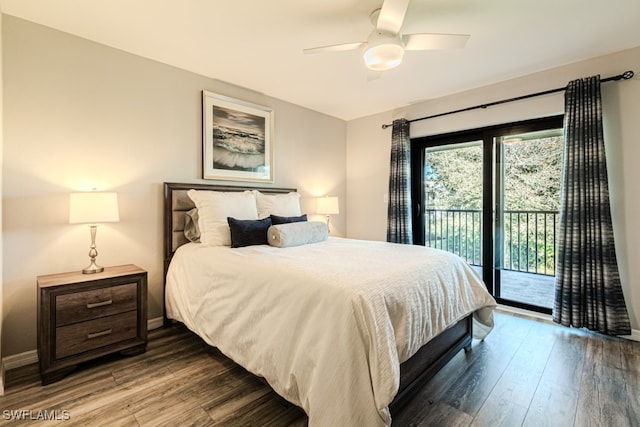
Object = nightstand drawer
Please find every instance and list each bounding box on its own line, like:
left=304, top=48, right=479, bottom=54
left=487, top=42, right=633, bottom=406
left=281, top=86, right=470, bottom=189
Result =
left=55, top=282, right=137, bottom=326
left=56, top=311, right=138, bottom=359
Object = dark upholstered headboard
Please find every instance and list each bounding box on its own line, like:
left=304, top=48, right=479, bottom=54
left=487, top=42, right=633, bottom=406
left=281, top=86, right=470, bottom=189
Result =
left=163, top=182, right=296, bottom=268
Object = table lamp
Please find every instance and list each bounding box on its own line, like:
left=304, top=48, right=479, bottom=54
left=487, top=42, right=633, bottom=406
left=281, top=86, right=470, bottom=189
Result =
left=317, top=196, right=339, bottom=232
left=69, top=191, right=120, bottom=274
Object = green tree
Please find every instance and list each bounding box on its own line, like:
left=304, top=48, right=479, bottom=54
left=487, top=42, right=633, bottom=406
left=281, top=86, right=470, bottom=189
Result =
left=423, top=136, right=564, bottom=274
left=425, top=144, right=483, bottom=210
left=424, top=137, right=563, bottom=211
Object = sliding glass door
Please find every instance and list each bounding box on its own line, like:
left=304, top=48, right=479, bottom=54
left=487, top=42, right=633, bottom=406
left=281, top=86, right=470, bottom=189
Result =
left=420, top=140, right=484, bottom=277
left=411, top=116, right=564, bottom=314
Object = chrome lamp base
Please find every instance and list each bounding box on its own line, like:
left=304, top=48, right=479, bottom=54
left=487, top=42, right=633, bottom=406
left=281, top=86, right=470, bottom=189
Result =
left=325, top=215, right=332, bottom=233
left=82, top=260, right=104, bottom=274
left=82, top=225, right=104, bottom=274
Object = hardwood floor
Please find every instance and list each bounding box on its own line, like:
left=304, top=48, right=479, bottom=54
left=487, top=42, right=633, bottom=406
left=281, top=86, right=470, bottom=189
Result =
left=1, top=311, right=639, bottom=426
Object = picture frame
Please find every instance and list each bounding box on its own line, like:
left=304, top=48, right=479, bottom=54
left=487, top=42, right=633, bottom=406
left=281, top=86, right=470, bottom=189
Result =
left=202, top=90, right=274, bottom=182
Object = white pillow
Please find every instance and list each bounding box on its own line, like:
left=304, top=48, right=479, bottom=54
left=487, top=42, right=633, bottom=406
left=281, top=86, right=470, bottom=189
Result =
left=253, top=191, right=301, bottom=218
left=183, top=208, right=201, bottom=243
left=187, top=189, right=258, bottom=246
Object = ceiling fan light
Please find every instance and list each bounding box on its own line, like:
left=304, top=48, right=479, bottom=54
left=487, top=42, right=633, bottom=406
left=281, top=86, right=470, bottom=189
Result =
left=364, top=43, right=404, bottom=71
left=363, top=30, right=404, bottom=71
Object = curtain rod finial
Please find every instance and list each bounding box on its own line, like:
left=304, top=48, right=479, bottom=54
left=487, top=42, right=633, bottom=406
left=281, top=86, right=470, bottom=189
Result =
left=382, top=123, right=391, bottom=129
left=622, top=70, right=634, bottom=80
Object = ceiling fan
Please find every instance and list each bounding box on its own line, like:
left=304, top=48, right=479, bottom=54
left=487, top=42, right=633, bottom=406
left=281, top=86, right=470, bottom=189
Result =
left=303, top=0, right=470, bottom=71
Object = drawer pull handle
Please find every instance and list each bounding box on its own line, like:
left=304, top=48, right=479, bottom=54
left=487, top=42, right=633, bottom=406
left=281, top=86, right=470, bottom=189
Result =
left=87, top=329, right=113, bottom=339
left=86, top=299, right=113, bottom=309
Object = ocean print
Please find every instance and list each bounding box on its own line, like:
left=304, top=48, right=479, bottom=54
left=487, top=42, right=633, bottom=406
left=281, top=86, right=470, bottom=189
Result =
left=211, top=105, right=266, bottom=171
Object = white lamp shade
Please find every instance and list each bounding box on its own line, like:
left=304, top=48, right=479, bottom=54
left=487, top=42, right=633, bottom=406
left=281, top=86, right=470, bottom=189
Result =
left=69, top=192, right=120, bottom=224
left=317, top=196, right=339, bottom=215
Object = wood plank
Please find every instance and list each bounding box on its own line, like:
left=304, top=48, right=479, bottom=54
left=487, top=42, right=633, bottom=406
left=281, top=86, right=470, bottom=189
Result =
left=65, top=404, right=138, bottom=427
left=62, top=368, right=176, bottom=419
left=618, top=337, right=640, bottom=373
left=522, top=381, right=579, bottom=427
left=208, top=387, right=275, bottom=425
left=624, top=358, right=640, bottom=424
left=540, top=329, right=587, bottom=389
left=1, top=363, right=117, bottom=410
left=219, top=392, right=305, bottom=427
left=144, top=405, right=214, bottom=427
left=395, top=400, right=473, bottom=427
left=470, top=398, right=528, bottom=427
left=574, top=336, right=637, bottom=427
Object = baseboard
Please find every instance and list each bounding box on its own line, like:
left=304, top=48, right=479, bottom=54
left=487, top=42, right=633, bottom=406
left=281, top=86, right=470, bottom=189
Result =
left=147, top=316, right=164, bottom=330
left=0, top=362, right=5, bottom=396
left=497, top=304, right=640, bottom=342
left=3, top=350, right=38, bottom=371
left=622, top=329, right=640, bottom=342
left=2, top=317, right=165, bottom=372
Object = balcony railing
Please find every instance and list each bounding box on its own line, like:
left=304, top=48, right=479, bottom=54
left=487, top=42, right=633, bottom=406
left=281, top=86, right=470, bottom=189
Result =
left=425, top=209, right=559, bottom=276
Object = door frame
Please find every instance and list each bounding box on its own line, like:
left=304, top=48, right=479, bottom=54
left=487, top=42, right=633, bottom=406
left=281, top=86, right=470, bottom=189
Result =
left=410, top=115, right=564, bottom=314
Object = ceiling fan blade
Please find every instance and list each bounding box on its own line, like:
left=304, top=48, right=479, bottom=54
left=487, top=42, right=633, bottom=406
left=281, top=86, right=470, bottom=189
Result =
left=403, top=33, right=470, bottom=50
left=303, top=42, right=365, bottom=54
left=376, top=0, right=410, bottom=34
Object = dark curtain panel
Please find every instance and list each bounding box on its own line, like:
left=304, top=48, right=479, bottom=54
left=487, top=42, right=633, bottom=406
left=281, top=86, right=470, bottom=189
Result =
left=553, top=75, right=631, bottom=336
left=387, top=118, right=413, bottom=244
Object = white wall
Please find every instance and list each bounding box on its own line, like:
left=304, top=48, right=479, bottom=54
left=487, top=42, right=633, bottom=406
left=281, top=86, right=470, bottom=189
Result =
left=2, top=15, right=347, bottom=356
left=347, top=47, right=640, bottom=332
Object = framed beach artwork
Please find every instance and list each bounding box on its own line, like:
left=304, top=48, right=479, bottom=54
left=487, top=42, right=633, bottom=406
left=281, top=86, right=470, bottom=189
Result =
left=202, top=91, right=274, bottom=182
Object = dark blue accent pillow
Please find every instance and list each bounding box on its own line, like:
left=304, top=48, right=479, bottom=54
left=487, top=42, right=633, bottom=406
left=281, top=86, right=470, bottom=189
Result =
left=227, top=217, right=272, bottom=248
left=270, top=214, right=308, bottom=225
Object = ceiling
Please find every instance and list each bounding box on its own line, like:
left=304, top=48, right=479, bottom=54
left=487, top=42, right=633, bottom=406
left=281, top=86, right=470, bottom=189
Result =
left=3, top=0, right=640, bottom=121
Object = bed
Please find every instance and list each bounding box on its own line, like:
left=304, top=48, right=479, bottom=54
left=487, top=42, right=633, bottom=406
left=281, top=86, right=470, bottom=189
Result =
left=162, top=182, right=496, bottom=426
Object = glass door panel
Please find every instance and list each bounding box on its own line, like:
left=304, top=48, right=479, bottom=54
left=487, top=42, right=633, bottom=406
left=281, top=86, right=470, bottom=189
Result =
left=423, top=141, right=484, bottom=275
left=496, top=129, right=563, bottom=309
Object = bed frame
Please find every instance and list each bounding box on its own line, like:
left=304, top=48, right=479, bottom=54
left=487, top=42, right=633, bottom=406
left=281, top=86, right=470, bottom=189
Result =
left=162, top=182, right=472, bottom=413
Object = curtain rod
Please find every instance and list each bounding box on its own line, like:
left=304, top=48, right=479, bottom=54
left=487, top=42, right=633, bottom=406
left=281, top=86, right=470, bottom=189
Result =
left=381, top=70, right=635, bottom=129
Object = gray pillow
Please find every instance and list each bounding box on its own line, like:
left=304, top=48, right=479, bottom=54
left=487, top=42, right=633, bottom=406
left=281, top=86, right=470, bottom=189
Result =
left=267, top=221, right=328, bottom=248
left=184, top=208, right=201, bottom=243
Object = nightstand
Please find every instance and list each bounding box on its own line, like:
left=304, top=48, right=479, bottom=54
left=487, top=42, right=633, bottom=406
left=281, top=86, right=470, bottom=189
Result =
left=37, top=264, right=147, bottom=385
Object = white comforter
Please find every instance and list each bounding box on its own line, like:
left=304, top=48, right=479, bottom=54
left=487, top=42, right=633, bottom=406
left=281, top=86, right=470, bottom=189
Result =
left=165, top=237, right=496, bottom=426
